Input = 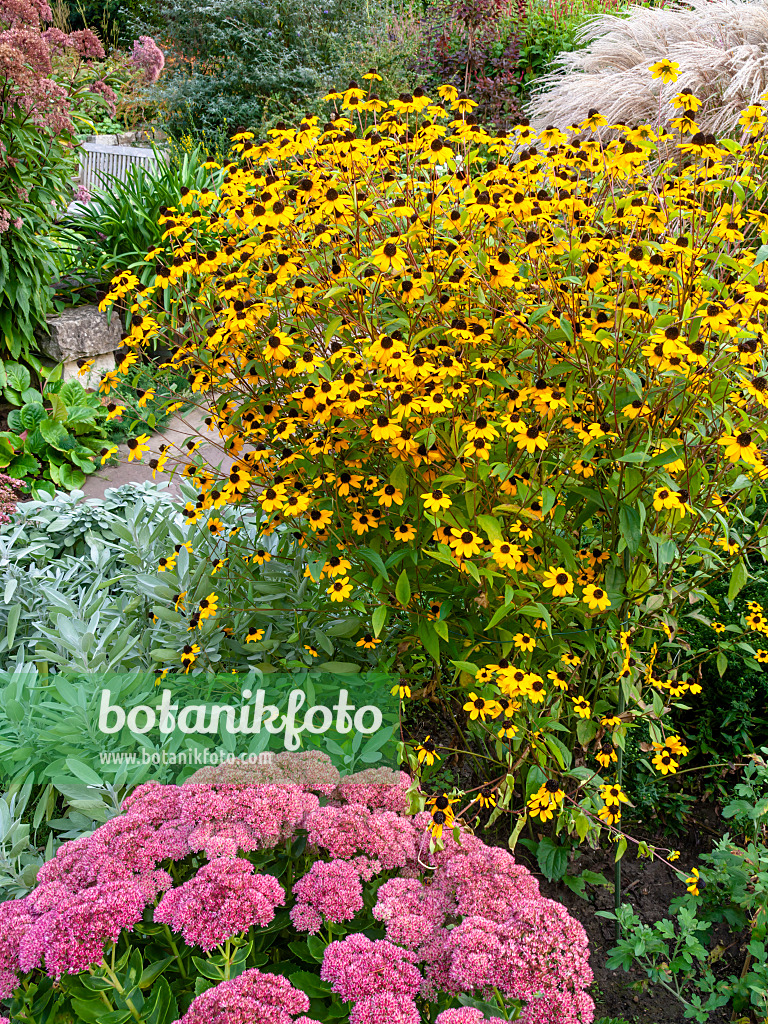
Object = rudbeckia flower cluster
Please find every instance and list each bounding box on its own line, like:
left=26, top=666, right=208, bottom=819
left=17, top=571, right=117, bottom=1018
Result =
left=100, top=78, right=768, bottom=846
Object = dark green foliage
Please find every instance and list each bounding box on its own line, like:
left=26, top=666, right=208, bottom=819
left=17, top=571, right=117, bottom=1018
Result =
left=0, top=117, right=76, bottom=359
left=142, top=0, right=386, bottom=136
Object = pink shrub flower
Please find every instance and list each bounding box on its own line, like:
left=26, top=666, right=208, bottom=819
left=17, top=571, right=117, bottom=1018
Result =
left=291, top=859, right=364, bottom=933
left=131, top=35, right=164, bottom=84
left=173, top=968, right=310, bottom=1024
left=321, top=933, right=423, bottom=1001
left=304, top=804, right=417, bottom=870
left=349, top=992, right=421, bottom=1024
left=155, top=858, right=285, bottom=951
left=436, top=1010, right=507, bottom=1024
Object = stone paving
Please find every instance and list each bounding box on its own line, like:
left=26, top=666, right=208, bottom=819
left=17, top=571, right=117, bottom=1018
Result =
left=82, top=403, right=235, bottom=500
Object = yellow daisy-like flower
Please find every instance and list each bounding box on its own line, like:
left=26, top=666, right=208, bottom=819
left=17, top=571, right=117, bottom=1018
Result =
left=542, top=566, right=575, bottom=597
left=463, top=692, right=499, bottom=720
left=571, top=696, right=591, bottom=718
left=582, top=583, right=611, bottom=611
left=327, top=575, right=353, bottom=602
left=649, top=58, right=680, bottom=83
left=513, top=632, right=537, bottom=653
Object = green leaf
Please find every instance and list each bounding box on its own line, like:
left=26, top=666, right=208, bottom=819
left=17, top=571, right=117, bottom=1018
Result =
left=395, top=569, right=411, bottom=606
left=372, top=604, right=387, bottom=638
left=477, top=513, right=503, bottom=543
left=288, top=971, right=333, bottom=999
left=65, top=758, right=103, bottom=786
left=418, top=618, right=440, bottom=662
left=5, top=361, right=31, bottom=392
left=619, top=503, right=642, bottom=555
left=537, top=837, right=570, bottom=881
left=19, top=402, right=46, bottom=431
left=727, top=560, right=748, bottom=602
left=615, top=836, right=628, bottom=862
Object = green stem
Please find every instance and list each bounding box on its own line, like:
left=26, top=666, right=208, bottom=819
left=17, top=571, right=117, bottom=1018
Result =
left=100, top=960, right=144, bottom=1023
left=163, top=924, right=189, bottom=979
left=614, top=679, right=626, bottom=943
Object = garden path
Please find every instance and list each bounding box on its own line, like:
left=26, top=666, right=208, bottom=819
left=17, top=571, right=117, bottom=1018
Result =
left=81, top=403, right=235, bottom=499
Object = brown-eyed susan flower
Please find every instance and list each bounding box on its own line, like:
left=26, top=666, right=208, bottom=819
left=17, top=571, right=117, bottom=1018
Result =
left=718, top=430, right=760, bottom=465
left=561, top=652, right=582, bottom=666
left=428, top=793, right=456, bottom=840
left=527, top=779, right=565, bottom=821
left=391, top=680, right=412, bottom=699
left=710, top=621, right=726, bottom=633
left=596, top=741, right=618, bottom=769
left=685, top=867, right=702, bottom=895
left=582, top=584, right=611, bottom=611
left=547, top=669, right=570, bottom=691
left=571, top=696, right=591, bottom=718
left=375, top=483, right=403, bottom=507
left=415, top=736, right=440, bottom=764
left=513, top=632, right=536, bottom=652
left=450, top=529, right=483, bottom=559
left=100, top=445, right=118, bottom=465
left=542, top=566, right=574, bottom=597
left=356, top=633, right=381, bottom=649
left=491, top=540, right=522, bottom=568
left=755, top=649, right=768, bottom=663
left=180, top=643, right=200, bottom=672
left=421, top=488, right=452, bottom=513
left=463, top=692, right=499, bottom=720
left=197, top=593, right=218, bottom=621
left=649, top=58, right=680, bottom=83
left=245, top=627, right=265, bottom=643
left=476, top=785, right=496, bottom=809
left=304, top=645, right=319, bottom=657
left=652, top=746, right=679, bottom=774
left=327, top=575, right=353, bottom=602
left=252, top=548, right=272, bottom=565
left=157, top=554, right=177, bottom=572
left=393, top=523, right=417, bottom=542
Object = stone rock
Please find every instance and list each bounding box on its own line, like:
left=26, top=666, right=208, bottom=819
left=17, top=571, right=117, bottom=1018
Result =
left=37, top=305, right=124, bottom=362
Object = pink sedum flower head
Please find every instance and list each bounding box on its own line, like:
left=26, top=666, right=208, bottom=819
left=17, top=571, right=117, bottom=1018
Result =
left=173, top=969, right=310, bottom=1024
left=291, top=859, right=364, bottom=933
left=155, top=858, right=285, bottom=951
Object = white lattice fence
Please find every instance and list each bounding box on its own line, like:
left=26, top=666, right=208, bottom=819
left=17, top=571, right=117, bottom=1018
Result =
left=78, top=143, right=164, bottom=190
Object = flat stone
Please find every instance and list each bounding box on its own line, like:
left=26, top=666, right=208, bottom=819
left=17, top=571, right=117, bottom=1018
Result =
left=37, top=306, right=124, bottom=362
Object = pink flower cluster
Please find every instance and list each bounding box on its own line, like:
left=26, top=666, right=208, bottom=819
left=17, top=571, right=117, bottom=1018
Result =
left=130, top=35, right=164, bottom=85
left=0, top=759, right=594, bottom=1024
left=155, top=857, right=285, bottom=951
left=290, top=859, right=364, bottom=933
left=173, top=968, right=320, bottom=1024
left=0, top=0, right=105, bottom=133
left=322, top=934, right=424, bottom=1024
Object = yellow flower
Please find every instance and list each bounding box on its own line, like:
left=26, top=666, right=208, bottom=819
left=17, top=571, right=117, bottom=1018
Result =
left=649, top=58, right=680, bottom=83
left=356, top=633, right=381, bottom=649
left=197, top=593, right=218, bottom=621
left=415, top=736, right=440, bottom=764
left=542, top=566, right=574, bottom=597
left=463, top=692, right=499, bottom=720
left=126, top=433, right=151, bottom=462
left=327, top=575, right=353, bottom=602
left=245, top=627, right=265, bottom=643
left=685, top=867, right=701, bottom=895
left=571, top=696, right=591, bottom=718
left=421, top=489, right=452, bottom=514
left=582, top=583, right=611, bottom=611
left=513, top=632, right=536, bottom=652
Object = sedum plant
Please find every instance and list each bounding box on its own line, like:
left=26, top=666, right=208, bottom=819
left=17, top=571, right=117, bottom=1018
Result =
left=0, top=755, right=595, bottom=1023
left=98, top=78, right=768, bottom=854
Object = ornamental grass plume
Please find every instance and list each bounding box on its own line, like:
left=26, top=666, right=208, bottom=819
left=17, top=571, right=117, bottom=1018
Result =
left=527, top=0, right=768, bottom=134
left=0, top=762, right=595, bottom=1022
